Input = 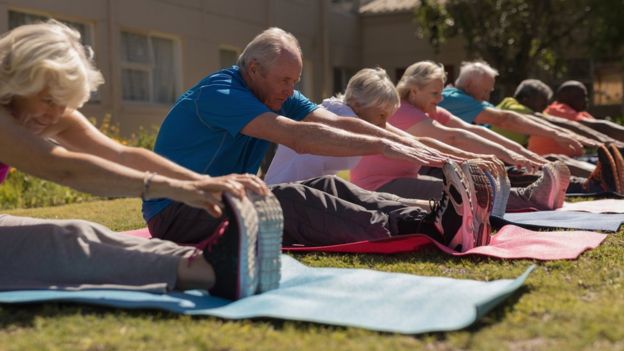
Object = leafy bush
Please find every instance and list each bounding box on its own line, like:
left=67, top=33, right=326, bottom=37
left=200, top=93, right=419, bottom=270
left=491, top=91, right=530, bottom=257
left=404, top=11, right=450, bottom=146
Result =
left=0, top=115, right=159, bottom=210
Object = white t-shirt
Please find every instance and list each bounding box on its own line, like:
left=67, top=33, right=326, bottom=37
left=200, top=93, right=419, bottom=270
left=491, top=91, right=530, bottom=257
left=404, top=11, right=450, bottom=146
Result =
left=264, top=97, right=362, bottom=185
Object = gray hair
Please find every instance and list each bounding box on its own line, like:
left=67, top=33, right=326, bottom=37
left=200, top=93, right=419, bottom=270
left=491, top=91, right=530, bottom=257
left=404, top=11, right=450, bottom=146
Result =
left=237, top=27, right=302, bottom=73
left=455, top=61, right=499, bottom=89
left=514, top=79, right=553, bottom=101
left=0, top=19, right=104, bottom=109
left=343, top=67, right=400, bottom=111
left=396, top=61, right=447, bottom=99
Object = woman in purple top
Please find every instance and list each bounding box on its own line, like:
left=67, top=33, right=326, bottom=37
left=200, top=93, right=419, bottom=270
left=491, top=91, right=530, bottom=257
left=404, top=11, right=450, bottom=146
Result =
left=0, top=21, right=271, bottom=300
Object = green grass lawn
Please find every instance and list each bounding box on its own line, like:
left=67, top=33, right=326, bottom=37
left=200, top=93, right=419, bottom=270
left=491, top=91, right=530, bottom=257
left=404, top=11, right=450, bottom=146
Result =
left=1, top=198, right=623, bottom=350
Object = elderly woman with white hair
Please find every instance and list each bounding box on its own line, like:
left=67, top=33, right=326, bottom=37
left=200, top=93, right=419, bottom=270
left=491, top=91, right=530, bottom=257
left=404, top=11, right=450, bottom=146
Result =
left=0, top=20, right=275, bottom=300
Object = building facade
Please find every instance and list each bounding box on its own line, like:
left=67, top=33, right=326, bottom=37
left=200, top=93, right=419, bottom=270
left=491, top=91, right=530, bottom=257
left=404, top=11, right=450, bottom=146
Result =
left=1, top=0, right=621, bottom=134
left=0, top=0, right=361, bottom=134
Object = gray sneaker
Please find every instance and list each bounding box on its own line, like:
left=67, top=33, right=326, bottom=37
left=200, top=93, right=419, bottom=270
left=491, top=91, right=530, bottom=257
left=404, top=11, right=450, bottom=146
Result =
left=551, top=161, right=571, bottom=208
left=247, top=191, right=283, bottom=293
left=484, top=170, right=511, bottom=217
left=516, top=162, right=560, bottom=210
left=201, top=193, right=259, bottom=300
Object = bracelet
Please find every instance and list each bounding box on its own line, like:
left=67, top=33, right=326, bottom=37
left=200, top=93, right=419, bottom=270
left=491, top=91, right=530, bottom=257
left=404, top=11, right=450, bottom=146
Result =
left=141, top=172, right=157, bottom=201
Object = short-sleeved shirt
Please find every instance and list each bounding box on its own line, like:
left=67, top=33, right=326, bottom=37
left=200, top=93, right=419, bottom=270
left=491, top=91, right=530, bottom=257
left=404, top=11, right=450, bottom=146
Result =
left=142, top=65, right=318, bottom=220
left=349, top=101, right=441, bottom=191
left=389, top=101, right=452, bottom=130
left=544, top=101, right=595, bottom=121
left=263, top=97, right=361, bottom=185
left=438, top=87, right=493, bottom=124
left=494, top=97, right=531, bottom=146
left=528, top=101, right=594, bottom=156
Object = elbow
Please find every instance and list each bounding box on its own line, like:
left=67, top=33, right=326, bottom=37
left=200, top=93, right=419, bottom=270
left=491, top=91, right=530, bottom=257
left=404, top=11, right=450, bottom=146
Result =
left=499, top=112, right=517, bottom=129
left=290, top=139, right=309, bottom=154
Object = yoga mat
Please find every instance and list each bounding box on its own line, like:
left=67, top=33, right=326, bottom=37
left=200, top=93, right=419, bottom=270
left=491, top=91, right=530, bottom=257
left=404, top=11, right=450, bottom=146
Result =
left=0, top=255, right=533, bottom=334
left=559, top=199, right=624, bottom=213
left=123, top=226, right=606, bottom=260
left=566, top=192, right=624, bottom=199
left=285, top=225, right=606, bottom=260
left=496, top=211, right=624, bottom=232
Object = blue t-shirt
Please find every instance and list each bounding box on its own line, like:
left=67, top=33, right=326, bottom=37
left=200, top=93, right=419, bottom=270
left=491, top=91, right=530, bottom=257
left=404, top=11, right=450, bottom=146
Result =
left=438, top=87, right=493, bottom=124
left=142, top=65, right=318, bottom=220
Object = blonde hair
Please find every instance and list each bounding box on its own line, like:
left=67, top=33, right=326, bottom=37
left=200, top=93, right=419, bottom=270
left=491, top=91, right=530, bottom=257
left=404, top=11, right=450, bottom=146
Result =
left=0, top=20, right=104, bottom=109
left=396, top=61, right=446, bottom=99
left=237, top=27, right=302, bottom=73
left=343, top=67, right=399, bottom=111
left=455, top=61, right=498, bottom=90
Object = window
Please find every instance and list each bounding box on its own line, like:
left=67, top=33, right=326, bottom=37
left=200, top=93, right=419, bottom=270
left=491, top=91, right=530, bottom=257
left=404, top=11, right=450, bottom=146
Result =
left=331, top=0, right=358, bottom=12
left=8, top=10, right=99, bottom=102
left=8, top=10, right=93, bottom=46
left=121, top=31, right=180, bottom=104
left=219, top=47, right=239, bottom=69
left=333, top=67, right=356, bottom=95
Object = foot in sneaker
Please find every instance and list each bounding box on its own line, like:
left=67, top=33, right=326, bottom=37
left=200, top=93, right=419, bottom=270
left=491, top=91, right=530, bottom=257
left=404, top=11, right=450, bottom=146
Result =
left=515, top=162, right=560, bottom=210
left=460, top=161, right=494, bottom=248
left=584, top=145, right=621, bottom=193
left=484, top=170, right=510, bottom=217
left=198, top=193, right=258, bottom=300
left=426, top=161, right=491, bottom=252
left=246, top=191, right=283, bottom=293
left=550, top=161, right=571, bottom=208
left=606, top=143, right=624, bottom=193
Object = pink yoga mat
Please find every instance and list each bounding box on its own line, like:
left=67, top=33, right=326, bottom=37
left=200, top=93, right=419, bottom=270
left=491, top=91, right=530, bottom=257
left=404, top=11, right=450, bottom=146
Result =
left=560, top=199, right=624, bottom=213
left=121, top=225, right=606, bottom=261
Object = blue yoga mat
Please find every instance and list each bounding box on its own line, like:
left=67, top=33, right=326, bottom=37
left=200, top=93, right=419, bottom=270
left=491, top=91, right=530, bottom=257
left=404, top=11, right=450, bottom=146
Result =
left=494, top=211, right=624, bottom=232
left=0, top=256, right=534, bottom=334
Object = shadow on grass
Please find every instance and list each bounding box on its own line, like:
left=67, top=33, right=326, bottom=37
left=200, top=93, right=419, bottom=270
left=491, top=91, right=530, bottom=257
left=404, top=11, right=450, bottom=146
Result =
left=0, top=302, right=183, bottom=330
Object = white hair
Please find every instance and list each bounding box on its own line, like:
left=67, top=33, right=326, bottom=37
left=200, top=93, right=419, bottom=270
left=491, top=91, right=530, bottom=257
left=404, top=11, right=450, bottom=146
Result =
left=237, top=27, right=302, bottom=73
left=455, top=61, right=499, bottom=89
left=342, top=67, right=400, bottom=111
left=0, top=19, right=104, bottom=109
left=396, top=61, right=447, bottom=99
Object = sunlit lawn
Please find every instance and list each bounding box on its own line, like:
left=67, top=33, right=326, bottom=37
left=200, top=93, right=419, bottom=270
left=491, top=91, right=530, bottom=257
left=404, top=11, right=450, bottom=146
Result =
left=1, top=198, right=623, bottom=350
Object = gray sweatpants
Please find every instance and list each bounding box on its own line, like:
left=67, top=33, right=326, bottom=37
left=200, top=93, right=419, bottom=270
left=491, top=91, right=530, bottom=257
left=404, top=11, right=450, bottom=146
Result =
left=0, top=215, right=194, bottom=291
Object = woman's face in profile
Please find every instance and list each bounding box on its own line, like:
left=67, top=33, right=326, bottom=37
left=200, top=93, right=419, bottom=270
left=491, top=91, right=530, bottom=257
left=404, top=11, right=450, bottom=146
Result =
left=10, top=89, right=66, bottom=134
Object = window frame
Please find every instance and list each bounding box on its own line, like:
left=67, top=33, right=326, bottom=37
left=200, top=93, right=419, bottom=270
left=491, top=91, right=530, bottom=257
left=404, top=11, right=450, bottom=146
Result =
left=119, top=29, right=182, bottom=106
left=7, top=8, right=99, bottom=103
left=218, top=45, right=240, bottom=69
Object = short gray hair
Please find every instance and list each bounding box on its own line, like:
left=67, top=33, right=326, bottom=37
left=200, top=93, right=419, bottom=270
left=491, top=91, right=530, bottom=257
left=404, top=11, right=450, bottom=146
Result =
left=343, top=67, right=400, bottom=111
left=514, top=79, right=553, bottom=101
left=237, top=27, right=302, bottom=73
left=396, top=61, right=446, bottom=99
left=455, top=61, right=499, bottom=89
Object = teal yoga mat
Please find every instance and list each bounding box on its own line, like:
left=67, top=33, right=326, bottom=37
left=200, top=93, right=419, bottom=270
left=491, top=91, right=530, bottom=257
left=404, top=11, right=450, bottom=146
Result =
left=0, top=255, right=534, bottom=334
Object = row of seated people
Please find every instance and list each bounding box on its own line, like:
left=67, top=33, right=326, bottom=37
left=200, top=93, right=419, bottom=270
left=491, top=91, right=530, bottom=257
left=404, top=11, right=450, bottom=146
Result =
left=3, top=23, right=621, bottom=301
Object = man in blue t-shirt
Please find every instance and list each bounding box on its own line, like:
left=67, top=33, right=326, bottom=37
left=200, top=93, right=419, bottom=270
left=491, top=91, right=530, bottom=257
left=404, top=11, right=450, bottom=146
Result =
left=144, top=28, right=493, bottom=253
left=438, top=61, right=585, bottom=157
